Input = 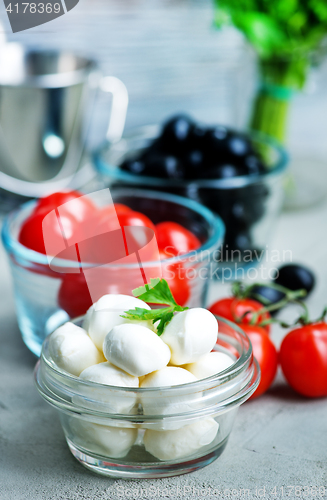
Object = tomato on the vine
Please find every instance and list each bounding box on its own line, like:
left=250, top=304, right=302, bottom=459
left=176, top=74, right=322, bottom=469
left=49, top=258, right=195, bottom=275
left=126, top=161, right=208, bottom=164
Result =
left=155, top=221, right=201, bottom=256
left=231, top=298, right=271, bottom=334
left=280, top=322, right=327, bottom=398
left=213, top=316, right=277, bottom=398
left=209, top=297, right=271, bottom=334
left=209, top=298, right=234, bottom=322
left=241, top=324, right=278, bottom=399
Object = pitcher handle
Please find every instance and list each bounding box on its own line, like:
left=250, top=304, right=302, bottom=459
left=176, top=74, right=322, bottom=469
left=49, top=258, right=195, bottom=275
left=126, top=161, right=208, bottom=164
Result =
left=99, top=76, right=129, bottom=144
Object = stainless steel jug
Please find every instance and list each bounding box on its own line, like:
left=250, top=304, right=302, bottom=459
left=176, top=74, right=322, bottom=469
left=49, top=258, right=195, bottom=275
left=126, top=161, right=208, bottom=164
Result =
left=0, top=43, right=128, bottom=197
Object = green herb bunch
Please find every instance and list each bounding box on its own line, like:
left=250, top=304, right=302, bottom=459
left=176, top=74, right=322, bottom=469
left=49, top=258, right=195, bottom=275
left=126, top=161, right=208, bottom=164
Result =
left=214, top=0, right=327, bottom=141
left=214, top=0, right=327, bottom=65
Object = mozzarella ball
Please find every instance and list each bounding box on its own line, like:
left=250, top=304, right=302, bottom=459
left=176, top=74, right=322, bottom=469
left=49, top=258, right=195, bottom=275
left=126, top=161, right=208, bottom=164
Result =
left=140, top=367, right=198, bottom=429
left=143, top=418, right=219, bottom=460
left=70, top=418, right=138, bottom=458
left=80, top=362, right=139, bottom=387
left=82, top=304, right=94, bottom=332
left=88, top=294, right=152, bottom=350
left=184, top=352, right=234, bottom=379
left=160, top=308, right=218, bottom=365
left=103, top=323, right=171, bottom=377
left=49, top=323, right=104, bottom=376
left=79, top=362, right=139, bottom=414
left=141, top=367, right=197, bottom=388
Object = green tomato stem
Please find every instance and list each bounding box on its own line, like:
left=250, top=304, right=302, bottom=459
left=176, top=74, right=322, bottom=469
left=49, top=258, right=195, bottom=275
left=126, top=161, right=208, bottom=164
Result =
left=231, top=281, right=307, bottom=326
left=250, top=289, right=307, bottom=322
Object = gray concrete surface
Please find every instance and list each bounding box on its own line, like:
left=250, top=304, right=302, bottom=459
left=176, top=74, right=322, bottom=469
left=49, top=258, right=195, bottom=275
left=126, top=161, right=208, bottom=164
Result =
left=1, top=196, right=327, bottom=499
left=0, top=1, right=327, bottom=498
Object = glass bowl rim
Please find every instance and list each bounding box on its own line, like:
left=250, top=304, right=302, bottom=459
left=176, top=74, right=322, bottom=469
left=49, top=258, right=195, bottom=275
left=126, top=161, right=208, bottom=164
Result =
left=34, top=315, right=260, bottom=420
left=1, top=187, right=225, bottom=269
left=93, top=125, right=289, bottom=190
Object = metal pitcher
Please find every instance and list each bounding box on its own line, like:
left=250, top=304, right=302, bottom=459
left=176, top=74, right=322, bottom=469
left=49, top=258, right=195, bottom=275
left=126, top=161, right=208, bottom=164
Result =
left=0, top=43, right=128, bottom=197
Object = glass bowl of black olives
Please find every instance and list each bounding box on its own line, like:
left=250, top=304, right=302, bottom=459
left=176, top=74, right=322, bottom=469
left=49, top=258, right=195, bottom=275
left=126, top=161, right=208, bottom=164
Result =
left=94, top=115, right=288, bottom=269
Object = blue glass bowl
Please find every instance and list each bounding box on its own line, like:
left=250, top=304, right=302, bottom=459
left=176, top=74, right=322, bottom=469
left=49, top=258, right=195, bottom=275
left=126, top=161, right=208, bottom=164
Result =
left=2, top=188, right=225, bottom=357
left=94, top=126, right=288, bottom=271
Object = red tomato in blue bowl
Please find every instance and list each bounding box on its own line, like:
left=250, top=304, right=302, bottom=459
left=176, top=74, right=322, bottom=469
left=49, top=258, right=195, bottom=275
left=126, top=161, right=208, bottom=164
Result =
left=155, top=221, right=201, bottom=256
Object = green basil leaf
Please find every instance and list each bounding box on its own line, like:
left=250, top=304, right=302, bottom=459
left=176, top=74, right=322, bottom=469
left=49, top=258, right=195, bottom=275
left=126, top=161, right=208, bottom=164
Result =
left=132, top=278, right=178, bottom=307
left=156, top=311, right=174, bottom=336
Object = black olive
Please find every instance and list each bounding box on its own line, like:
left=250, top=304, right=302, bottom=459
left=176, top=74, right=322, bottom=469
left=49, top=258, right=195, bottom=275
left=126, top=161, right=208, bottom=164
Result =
left=206, top=125, right=229, bottom=148
left=229, top=201, right=252, bottom=228
left=206, top=127, right=252, bottom=156
left=250, top=285, right=286, bottom=316
left=160, top=114, right=194, bottom=155
left=183, top=149, right=205, bottom=178
left=224, top=230, right=253, bottom=254
left=228, top=134, right=252, bottom=157
left=251, top=284, right=286, bottom=304
left=120, top=158, right=146, bottom=175
left=142, top=152, right=185, bottom=179
left=244, top=154, right=266, bottom=175
left=189, top=124, right=208, bottom=149
left=204, top=126, right=230, bottom=164
left=234, top=183, right=269, bottom=225
left=198, top=164, right=247, bottom=180
left=231, top=231, right=253, bottom=252
left=273, top=264, right=315, bottom=296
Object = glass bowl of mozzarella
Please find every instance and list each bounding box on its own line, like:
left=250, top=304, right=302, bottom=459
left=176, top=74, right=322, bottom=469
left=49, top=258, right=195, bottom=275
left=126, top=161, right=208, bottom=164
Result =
left=34, top=294, right=260, bottom=478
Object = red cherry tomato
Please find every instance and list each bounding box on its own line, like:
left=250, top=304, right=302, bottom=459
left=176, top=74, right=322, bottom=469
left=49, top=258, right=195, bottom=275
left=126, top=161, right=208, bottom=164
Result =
left=209, top=298, right=234, bottom=322
left=58, top=208, right=158, bottom=316
left=155, top=221, right=201, bottom=256
left=280, top=322, right=327, bottom=398
left=98, top=203, right=132, bottom=220
left=59, top=267, right=154, bottom=317
left=95, top=203, right=134, bottom=235
left=241, top=324, right=278, bottom=399
left=58, top=273, right=92, bottom=318
left=18, top=209, right=82, bottom=255
left=58, top=248, right=190, bottom=318
left=159, top=249, right=190, bottom=306
left=35, top=190, right=96, bottom=222
left=118, top=211, right=157, bottom=262
left=19, top=190, right=96, bottom=254
left=231, top=298, right=271, bottom=334
left=209, top=297, right=271, bottom=334
left=118, top=211, right=155, bottom=232
left=36, top=190, right=85, bottom=210
left=114, top=203, right=133, bottom=215
left=97, top=208, right=155, bottom=235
